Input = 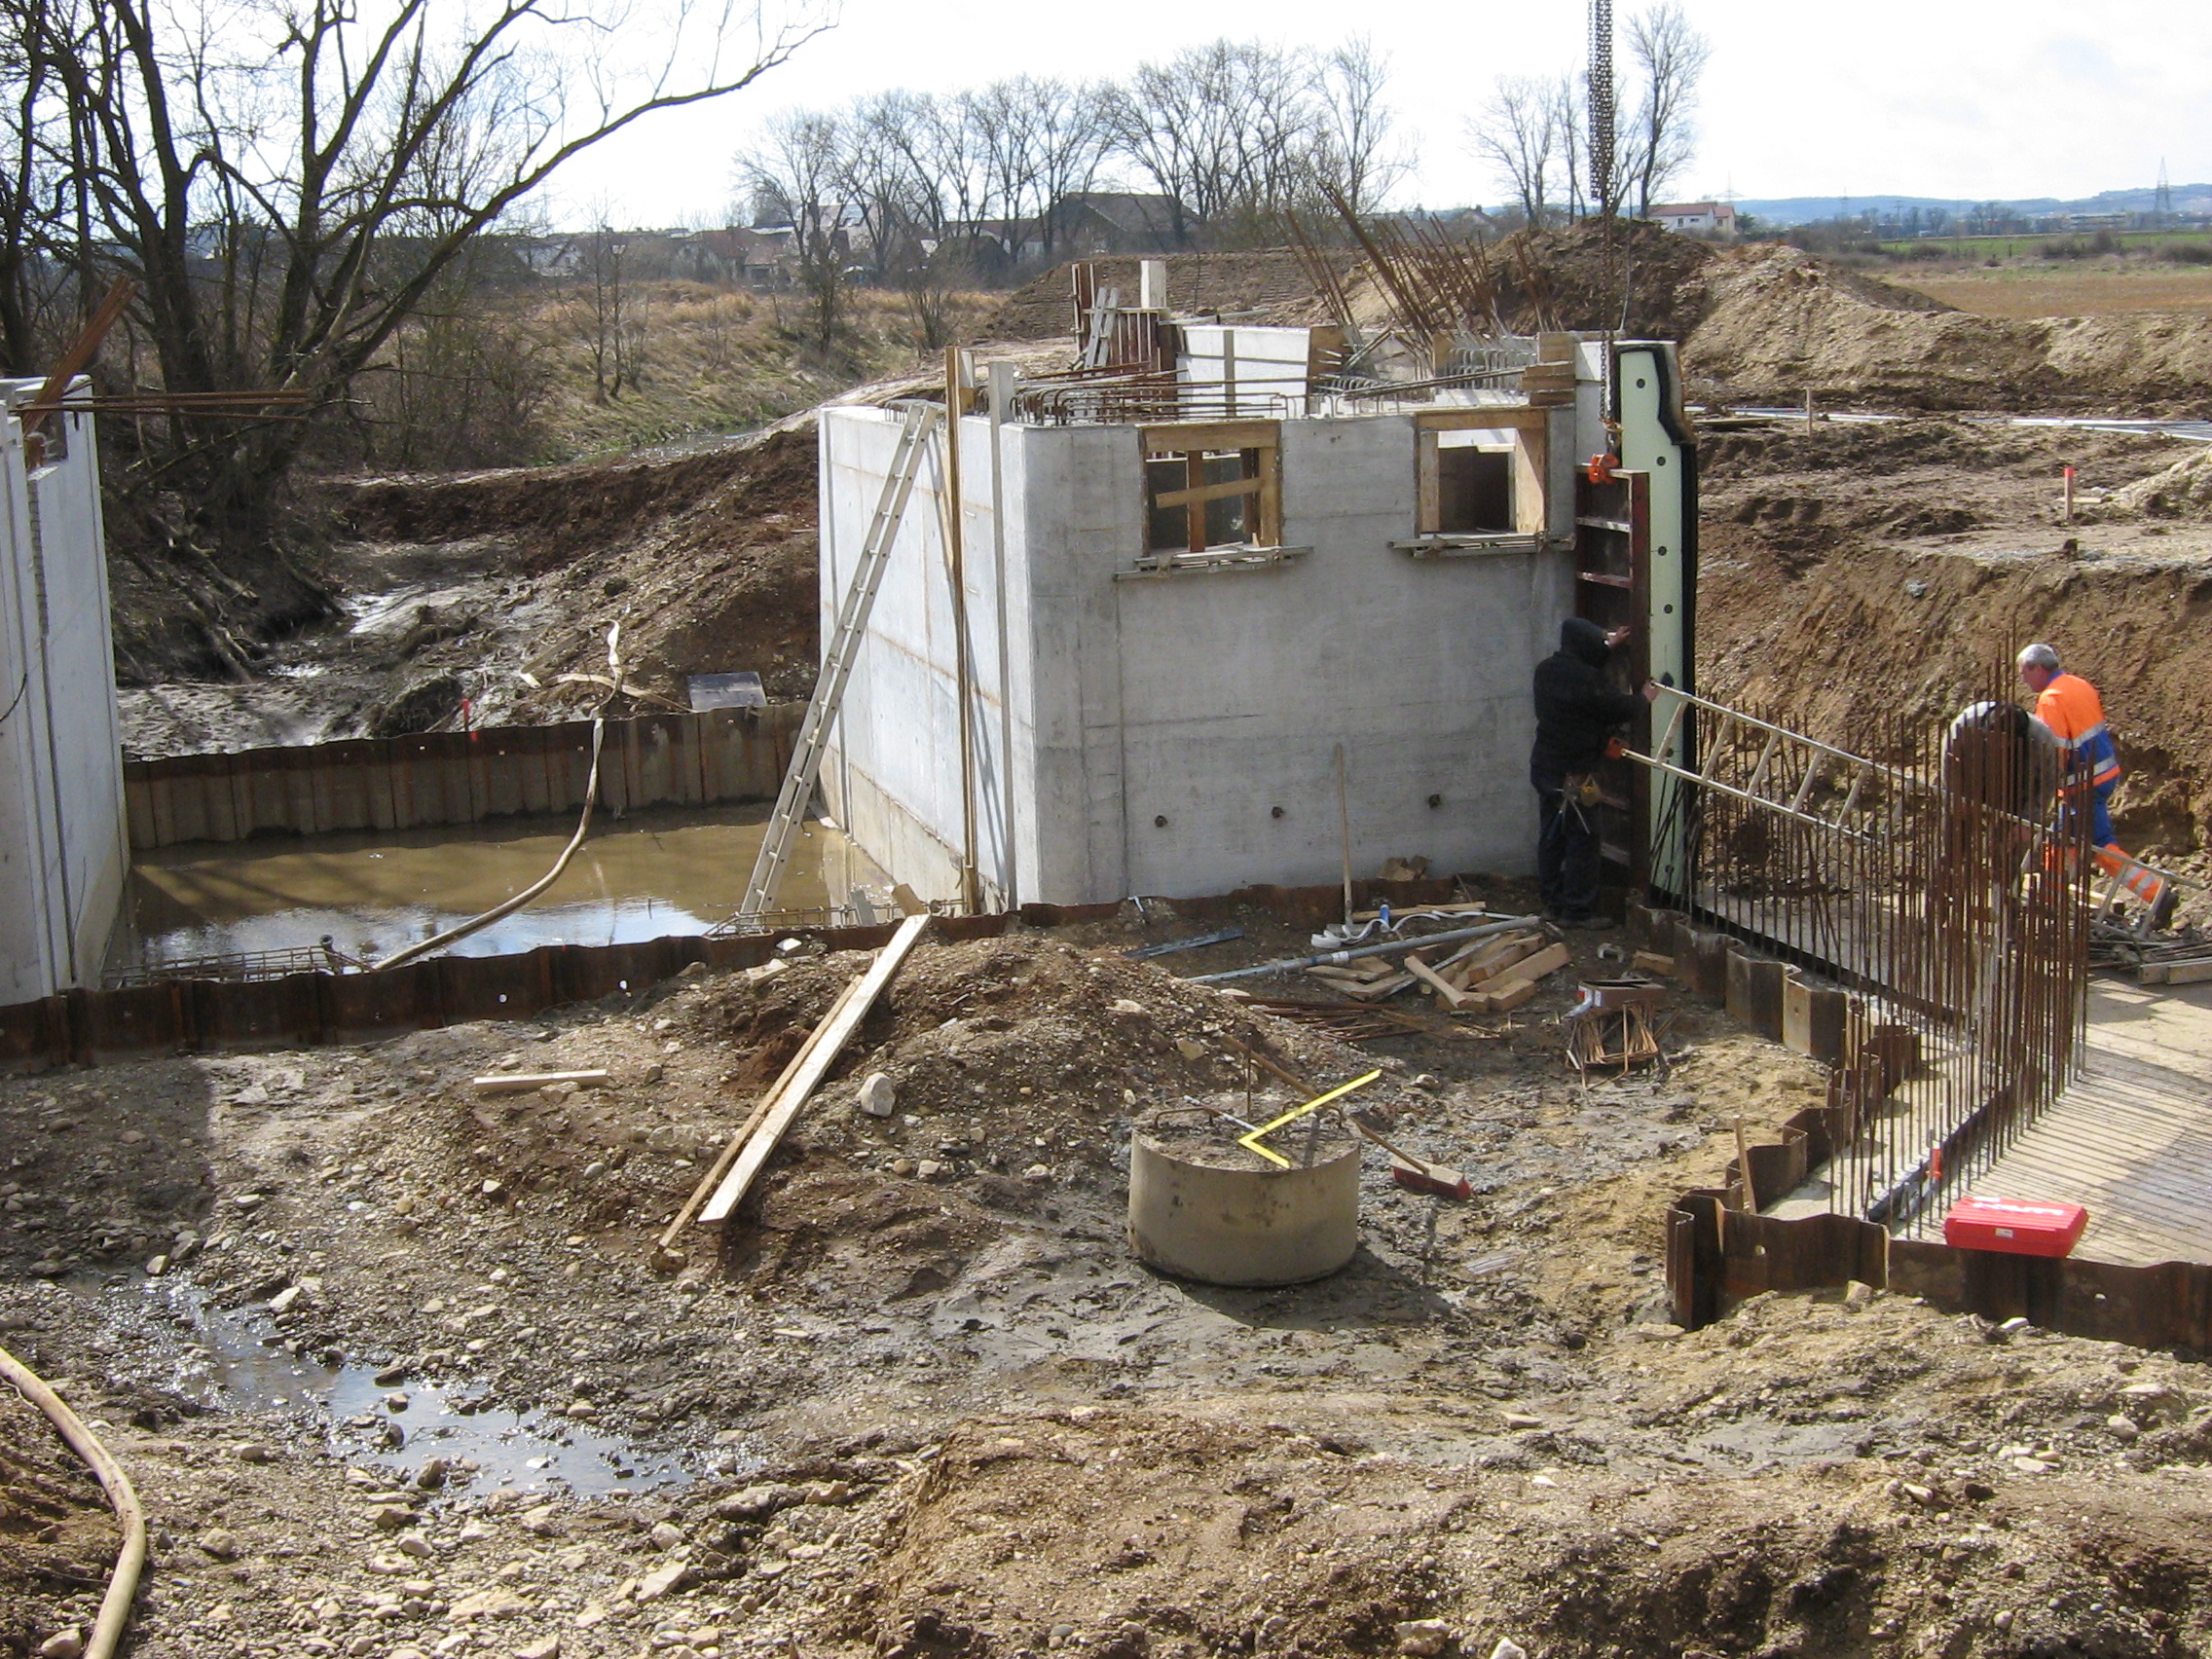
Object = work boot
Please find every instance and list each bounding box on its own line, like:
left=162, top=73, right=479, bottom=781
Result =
left=2150, top=882, right=2180, bottom=934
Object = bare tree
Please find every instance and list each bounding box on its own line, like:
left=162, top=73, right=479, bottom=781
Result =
left=1102, top=40, right=1320, bottom=247
left=576, top=213, right=638, bottom=402
left=963, top=76, right=1111, bottom=268
left=1467, top=76, right=1560, bottom=229
left=1309, top=38, right=1407, bottom=220
left=739, top=108, right=855, bottom=347
left=1024, top=80, right=1113, bottom=262
left=1627, top=2, right=1713, bottom=217
left=0, top=0, right=827, bottom=596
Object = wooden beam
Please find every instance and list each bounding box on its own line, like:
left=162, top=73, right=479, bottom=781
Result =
left=1415, top=406, right=1550, bottom=432
left=698, top=913, right=932, bottom=1225
left=1417, top=428, right=1441, bottom=536
left=651, top=974, right=868, bottom=1266
left=1151, top=473, right=1264, bottom=511
left=1139, top=419, right=1278, bottom=455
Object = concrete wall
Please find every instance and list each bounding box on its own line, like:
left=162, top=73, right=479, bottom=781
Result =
left=819, top=406, right=1019, bottom=907
left=821, top=390, right=1586, bottom=907
left=0, top=384, right=128, bottom=999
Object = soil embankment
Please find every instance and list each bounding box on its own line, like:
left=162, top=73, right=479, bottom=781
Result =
left=1683, top=243, right=2212, bottom=412
left=1698, top=416, right=2212, bottom=868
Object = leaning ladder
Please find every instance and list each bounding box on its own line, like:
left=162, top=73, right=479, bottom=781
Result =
left=739, top=402, right=940, bottom=917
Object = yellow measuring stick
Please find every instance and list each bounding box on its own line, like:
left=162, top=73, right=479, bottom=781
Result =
left=1238, top=1070, right=1383, bottom=1168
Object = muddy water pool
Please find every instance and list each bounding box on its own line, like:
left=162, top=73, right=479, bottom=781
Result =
left=106, top=804, right=886, bottom=977
left=74, top=1275, right=726, bottom=1496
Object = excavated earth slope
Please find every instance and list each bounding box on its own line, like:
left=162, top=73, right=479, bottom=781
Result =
left=1697, top=416, right=2212, bottom=876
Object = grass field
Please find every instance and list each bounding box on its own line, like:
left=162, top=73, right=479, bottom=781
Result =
left=1888, top=265, right=2212, bottom=319
left=1874, top=231, right=2212, bottom=260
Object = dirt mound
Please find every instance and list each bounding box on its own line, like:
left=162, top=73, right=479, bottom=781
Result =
left=327, top=432, right=782, bottom=560
left=818, top=1288, right=2212, bottom=1659
left=682, top=933, right=1381, bottom=1184
left=2095, top=444, right=2212, bottom=518
left=0, top=1383, right=119, bottom=1656
left=1684, top=244, right=2041, bottom=409
left=988, top=250, right=1357, bottom=340
left=1505, top=218, right=1719, bottom=339
left=1685, top=243, right=2212, bottom=412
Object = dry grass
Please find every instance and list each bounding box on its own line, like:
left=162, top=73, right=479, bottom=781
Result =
left=521, top=280, right=1002, bottom=461
left=1891, top=266, right=2212, bottom=320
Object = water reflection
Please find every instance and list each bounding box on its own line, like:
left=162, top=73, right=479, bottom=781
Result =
left=108, top=804, right=885, bottom=976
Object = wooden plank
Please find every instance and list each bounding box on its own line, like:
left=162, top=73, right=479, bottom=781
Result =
left=472, top=1069, right=609, bottom=1095
left=1416, top=428, right=1440, bottom=535
left=654, top=973, right=869, bottom=1262
left=1465, top=941, right=1573, bottom=1014
left=1404, top=953, right=1476, bottom=1011
left=1138, top=420, right=1277, bottom=455
left=698, top=913, right=931, bottom=1225
left=1415, top=407, right=1550, bottom=432
left=1151, top=474, right=1263, bottom=510
left=1309, top=969, right=1416, bottom=1001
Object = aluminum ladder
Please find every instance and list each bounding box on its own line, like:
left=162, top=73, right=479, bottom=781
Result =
left=739, top=402, right=940, bottom=917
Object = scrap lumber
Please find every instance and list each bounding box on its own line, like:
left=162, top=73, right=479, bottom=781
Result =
left=1404, top=952, right=1479, bottom=1011
left=697, top=912, right=932, bottom=1227
left=1457, top=933, right=1545, bottom=983
left=471, top=1069, right=609, bottom=1095
left=1633, top=950, right=1677, bottom=977
left=1311, top=969, right=1418, bottom=1001
left=1464, top=941, right=1572, bottom=1013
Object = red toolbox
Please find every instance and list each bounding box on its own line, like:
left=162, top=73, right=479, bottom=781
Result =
left=1942, top=1196, right=2087, bottom=1258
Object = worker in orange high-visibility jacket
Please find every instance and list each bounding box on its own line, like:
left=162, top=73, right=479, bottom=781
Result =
left=2016, top=643, right=2174, bottom=927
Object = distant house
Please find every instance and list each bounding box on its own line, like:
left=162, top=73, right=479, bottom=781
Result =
left=1647, top=202, right=1739, bottom=237
left=1050, top=193, right=1186, bottom=256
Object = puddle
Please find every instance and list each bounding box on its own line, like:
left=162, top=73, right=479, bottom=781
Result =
left=106, top=803, right=886, bottom=977
left=101, top=1276, right=720, bottom=1496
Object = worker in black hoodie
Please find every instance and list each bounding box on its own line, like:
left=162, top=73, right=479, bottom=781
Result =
left=1530, top=618, right=1657, bottom=926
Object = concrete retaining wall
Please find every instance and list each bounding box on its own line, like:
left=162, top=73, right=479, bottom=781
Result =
left=125, top=705, right=802, bottom=848
left=0, top=384, right=129, bottom=1000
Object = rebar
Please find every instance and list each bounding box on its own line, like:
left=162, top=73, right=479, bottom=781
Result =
left=1643, top=674, right=2092, bottom=1237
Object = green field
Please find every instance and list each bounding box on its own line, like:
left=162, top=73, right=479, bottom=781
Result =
left=1873, top=230, right=2212, bottom=260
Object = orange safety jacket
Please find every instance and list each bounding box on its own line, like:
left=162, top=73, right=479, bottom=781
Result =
left=2035, top=673, right=2122, bottom=789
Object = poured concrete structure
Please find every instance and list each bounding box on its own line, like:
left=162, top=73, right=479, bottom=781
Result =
left=0, top=383, right=128, bottom=1000
left=816, top=336, right=1680, bottom=908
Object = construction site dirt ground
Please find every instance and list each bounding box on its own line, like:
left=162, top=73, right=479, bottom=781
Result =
left=10, top=908, right=2212, bottom=1659
left=30, top=234, right=2212, bottom=1659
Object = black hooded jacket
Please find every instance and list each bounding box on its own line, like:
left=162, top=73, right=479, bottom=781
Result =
left=1530, top=618, right=1643, bottom=786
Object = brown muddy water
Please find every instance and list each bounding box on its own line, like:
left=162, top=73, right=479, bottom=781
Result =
left=104, top=804, right=886, bottom=977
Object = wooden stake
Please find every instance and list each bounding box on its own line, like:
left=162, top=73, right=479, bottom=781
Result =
left=1733, top=1115, right=1754, bottom=1212
left=945, top=346, right=979, bottom=914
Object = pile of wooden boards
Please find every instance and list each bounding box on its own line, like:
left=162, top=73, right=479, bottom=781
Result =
left=1305, top=927, right=1569, bottom=1014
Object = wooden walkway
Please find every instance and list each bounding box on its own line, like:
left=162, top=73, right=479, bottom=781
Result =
left=1972, top=977, right=2212, bottom=1266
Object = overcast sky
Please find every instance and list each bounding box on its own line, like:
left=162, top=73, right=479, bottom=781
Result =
left=544, top=0, right=2212, bottom=225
